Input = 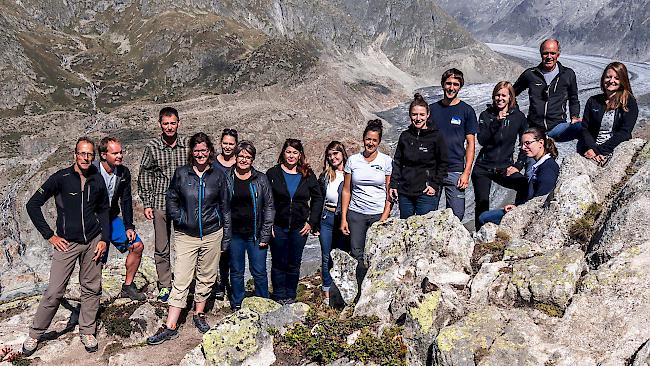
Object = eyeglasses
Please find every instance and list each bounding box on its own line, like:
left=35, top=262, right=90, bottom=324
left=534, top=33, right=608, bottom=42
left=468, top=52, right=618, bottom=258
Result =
left=236, top=155, right=253, bottom=162
left=522, top=140, right=541, bottom=146
left=75, top=151, right=95, bottom=158
left=193, top=149, right=209, bottom=155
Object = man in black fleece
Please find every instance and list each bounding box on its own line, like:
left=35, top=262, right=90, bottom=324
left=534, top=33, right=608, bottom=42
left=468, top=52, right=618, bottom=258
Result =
left=514, top=39, right=582, bottom=142
left=23, top=137, right=110, bottom=355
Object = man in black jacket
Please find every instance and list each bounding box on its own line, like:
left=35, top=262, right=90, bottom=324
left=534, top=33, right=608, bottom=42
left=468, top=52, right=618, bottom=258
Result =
left=23, top=137, right=110, bottom=355
left=514, top=39, right=582, bottom=142
left=95, top=136, right=146, bottom=301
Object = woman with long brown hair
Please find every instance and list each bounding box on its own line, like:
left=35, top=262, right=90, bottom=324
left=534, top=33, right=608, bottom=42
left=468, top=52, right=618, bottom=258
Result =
left=266, top=139, right=323, bottom=304
left=579, top=62, right=638, bottom=164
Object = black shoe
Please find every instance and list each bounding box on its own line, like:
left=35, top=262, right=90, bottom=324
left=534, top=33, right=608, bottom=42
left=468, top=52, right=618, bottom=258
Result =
left=146, top=325, right=178, bottom=345
left=214, top=289, right=225, bottom=301
left=231, top=304, right=242, bottom=312
left=193, top=313, right=210, bottom=334
left=121, top=283, right=146, bottom=301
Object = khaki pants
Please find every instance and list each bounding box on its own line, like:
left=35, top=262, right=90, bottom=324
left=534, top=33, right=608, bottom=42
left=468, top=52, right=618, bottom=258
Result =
left=30, top=235, right=102, bottom=338
left=168, top=229, right=222, bottom=309
left=153, top=209, right=172, bottom=289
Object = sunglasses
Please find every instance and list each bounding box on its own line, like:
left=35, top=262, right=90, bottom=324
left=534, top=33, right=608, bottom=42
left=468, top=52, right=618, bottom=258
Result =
left=222, top=128, right=238, bottom=137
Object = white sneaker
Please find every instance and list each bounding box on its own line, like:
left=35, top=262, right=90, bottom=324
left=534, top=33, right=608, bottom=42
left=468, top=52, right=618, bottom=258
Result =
left=79, top=334, right=98, bottom=353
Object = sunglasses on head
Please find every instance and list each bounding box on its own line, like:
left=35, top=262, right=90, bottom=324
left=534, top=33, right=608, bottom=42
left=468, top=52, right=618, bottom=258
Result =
left=222, top=128, right=238, bottom=137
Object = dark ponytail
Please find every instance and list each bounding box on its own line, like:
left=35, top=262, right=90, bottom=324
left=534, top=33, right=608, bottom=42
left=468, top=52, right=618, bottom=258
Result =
left=409, top=93, right=429, bottom=114
left=523, top=127, right=558, bottom=159
left=363, top=119, right=383, bottom=141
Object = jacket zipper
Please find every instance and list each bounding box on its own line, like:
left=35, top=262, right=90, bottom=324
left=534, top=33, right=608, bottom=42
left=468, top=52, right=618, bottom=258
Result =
left=249, top=182, right=258, bottom=243
left=81, top=179, right=87, bottom=243
left=198, top=174, right=204, bottom=239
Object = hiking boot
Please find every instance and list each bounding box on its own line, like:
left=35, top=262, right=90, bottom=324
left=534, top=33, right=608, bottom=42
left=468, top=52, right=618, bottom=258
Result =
left=121, top=283, right=146, bottom=301
left=213, top=288, right=225, bottom=301
left=147, top=325, right=178, bottom=345
left=192, top=313, right=210, bottom=334
left=22, top=337, right=38, bottom=357
left=157, top=287, right=171, bottom=302
left=79, top=334, right=98, bottom=353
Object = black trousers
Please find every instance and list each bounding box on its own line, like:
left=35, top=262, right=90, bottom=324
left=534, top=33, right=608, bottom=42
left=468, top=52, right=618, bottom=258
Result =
left=471, top=164, right=528, bottom=229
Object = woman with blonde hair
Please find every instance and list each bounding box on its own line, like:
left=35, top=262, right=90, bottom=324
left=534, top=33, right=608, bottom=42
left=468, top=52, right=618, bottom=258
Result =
left=578, top=62, right=638, bottom=164
left=472, top=81, right=528, bottom=229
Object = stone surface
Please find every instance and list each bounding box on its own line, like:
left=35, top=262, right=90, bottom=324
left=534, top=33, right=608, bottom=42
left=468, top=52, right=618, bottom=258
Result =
left=242, top=297, right=282, bottom=315
left=509, top=248, right=586, bottom=310
left=259, top=302, right=310, bottom=336
left=179, top=345, right=207, bottom=366
left=330, top=249, right=359, bottom=305
left=469, top=261, right=509, bottom=305
left=502, top=238, right=544, bottom=261
left=127, top=302, right=164, bottom=346
left=473, top=222, right=498, bottom=244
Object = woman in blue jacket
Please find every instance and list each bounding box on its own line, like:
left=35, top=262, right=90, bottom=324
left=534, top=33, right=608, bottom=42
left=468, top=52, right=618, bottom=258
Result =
left=147, top=132, right=231, bottom=345
left=478, top=127, right=559, bottom=226
left=578, top=62, right=638, bottom=165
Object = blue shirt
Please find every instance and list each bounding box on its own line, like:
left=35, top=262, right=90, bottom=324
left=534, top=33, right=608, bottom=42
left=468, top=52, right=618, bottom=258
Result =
left=282, top=170, right=301, bottom=199
left=212, top=159, right=230, bottom=175
left=428, top=100, right=478, bottom=171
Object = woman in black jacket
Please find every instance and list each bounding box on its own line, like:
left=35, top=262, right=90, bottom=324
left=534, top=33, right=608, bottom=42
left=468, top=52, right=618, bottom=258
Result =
left=472, top=81, right=528, bottom=229
left=226, top=141, right=275, bottom=310
left=266, top=139, right=323, bottom=304
left=389, top=93, right=448, bottom=219
left=579, top=62, right=638, bottom=164
left=147, top=132, right=231, bottom=345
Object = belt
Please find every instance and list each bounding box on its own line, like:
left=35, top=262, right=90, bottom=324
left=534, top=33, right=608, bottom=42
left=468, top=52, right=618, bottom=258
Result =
left=324, top=206, right=336, bottom=213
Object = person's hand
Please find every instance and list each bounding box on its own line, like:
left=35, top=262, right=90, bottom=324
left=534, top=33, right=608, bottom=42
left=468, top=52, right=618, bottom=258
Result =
left=504, top=204, right=517, bottom=213
left=129, top=241, right=144, bottom=253
left=570, top=116, right=582, bottom=124
left=126, top=229, right=137, bottom=243
left=505, top=166, right=519, bottom=176
left=259, top=242, right=268, bottom=248
left=389, top=188, right=399, bottom=201
left=93, top=241, right=107, bottom=262
left=457, top=172, right=470, bottom=190
left=48, top=235, right=69, bottom=252
left=299, top=223, right=311, bottom=236
left=340, top=219, right=350, bottom=235
left=422, top=186, right=436, bottom=196
left=144, top=208, right=154, bottom=220
left=584, top=149, right=597, bottom=160
left=594, top=154, right=607, bottom=165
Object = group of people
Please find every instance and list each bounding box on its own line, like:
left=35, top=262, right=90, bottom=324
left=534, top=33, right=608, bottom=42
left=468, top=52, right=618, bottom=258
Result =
left=21, top=38, right=638, bottom=355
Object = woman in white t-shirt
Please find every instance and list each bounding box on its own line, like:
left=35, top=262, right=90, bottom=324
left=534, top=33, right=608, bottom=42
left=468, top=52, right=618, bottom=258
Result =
left=316, top=141, right=350, bottom=305
left=340, top=120, right=393, bottom=292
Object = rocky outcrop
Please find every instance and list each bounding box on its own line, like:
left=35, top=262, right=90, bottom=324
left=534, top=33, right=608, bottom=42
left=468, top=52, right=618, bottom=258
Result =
left=330, top=249, right=359, bottom=305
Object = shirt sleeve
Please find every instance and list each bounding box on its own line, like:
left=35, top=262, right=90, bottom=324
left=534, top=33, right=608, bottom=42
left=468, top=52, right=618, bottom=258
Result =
left=26, top=174, right=59, bottom=240
left=465, top=105, right=479, bottom=135
left=384, top=155, right=393, bottom=176
left=343, top=157, right=353, bottom=174
left=137, top=145, right=156, bottom=209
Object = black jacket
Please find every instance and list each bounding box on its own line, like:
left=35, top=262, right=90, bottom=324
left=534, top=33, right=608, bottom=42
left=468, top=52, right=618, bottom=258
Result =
left=26, top=165, right=111, bottom=244
left=266, top=165, right=323, bottom=231
left=514, top=62, right=580, bottom=131
left=476, top=106, right=528, bottom=170
left=225, top=168, right=275, bottom=244
left=579, top=94, right=638, bottom=156
left=390, top=125, right=448, bottom=196
left=166, top=164, right=231, bottom=249
left=93, top=161, right=135, bottom=230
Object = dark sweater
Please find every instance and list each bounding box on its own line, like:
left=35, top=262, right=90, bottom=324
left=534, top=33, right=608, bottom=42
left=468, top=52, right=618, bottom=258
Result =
left=579, top=94, right=638, bottom=155
left=266, top=165, right=323, bottom=231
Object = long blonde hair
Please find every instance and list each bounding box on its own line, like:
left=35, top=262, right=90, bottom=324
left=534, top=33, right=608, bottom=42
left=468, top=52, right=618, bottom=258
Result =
left=322, top=141, right=348, bottom=182
left=601, top=62, right=633, bottom=112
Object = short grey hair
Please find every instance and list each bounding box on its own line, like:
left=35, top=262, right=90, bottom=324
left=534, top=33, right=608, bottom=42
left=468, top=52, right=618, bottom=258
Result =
left=539, top=38, right=561, bottom=53
left=234, top=140, right=256, bottom=159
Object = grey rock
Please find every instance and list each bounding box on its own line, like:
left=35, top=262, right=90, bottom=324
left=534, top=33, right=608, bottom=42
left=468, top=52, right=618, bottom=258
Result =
left=259, top=302, right=310, bottom=336
left=469, top=261, right=509, bottom=305
left=330, top=249, right=358, bottom=305
left=473, top=222, right=498, bottom=244
left=127, top=302, right=163, bottom=346
left=179, top=345, right=206, bottom=366
left=632, top=340, right=650, bottom=366
left=502, top=238, right=544, bottom=261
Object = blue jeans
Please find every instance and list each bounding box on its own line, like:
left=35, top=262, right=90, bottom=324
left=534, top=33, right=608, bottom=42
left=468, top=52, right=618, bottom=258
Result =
left=319, top=210, right=348, bottom=291
left=547, top=122, right=582, bottom=142
left=398, top=193, right=440, bottom=219
left=270, top=225, right=308, bottom=300
left=441, top=171, right=466, bottom=220
left=229, top=233, right=269, bottom=306
left=478, top=209, right=506, bottom=226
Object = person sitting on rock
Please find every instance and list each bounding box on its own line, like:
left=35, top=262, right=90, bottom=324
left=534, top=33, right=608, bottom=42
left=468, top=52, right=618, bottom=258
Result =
left=212, top=128, right=239, bottom=301
left=340, top=120, right=393, bottom=294
left=478, top=127, right=559, bottom=226
left=225, top=141, right=275, bottom=311
left=147, top=132, right=231, bottom=345
left=390, top=93, right=448, bottom=219
left=472, top=81, right=528, bottom=229
left=24, top=137, right=110, bottom=355
left=578, top=61, right=638, bottom=165
left=316, top=140, right=351, bottom=306
left=95, top=136, right=146, bottom=301
left=266, top=139, right=323, bottom=305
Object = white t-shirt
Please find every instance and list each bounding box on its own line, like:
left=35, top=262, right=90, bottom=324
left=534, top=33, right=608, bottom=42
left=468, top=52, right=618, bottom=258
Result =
left=344, top=152, right=392, bottom=215
left=596, top=110, right=615, bottom=144
left=325, top=170, right=344, bottom=207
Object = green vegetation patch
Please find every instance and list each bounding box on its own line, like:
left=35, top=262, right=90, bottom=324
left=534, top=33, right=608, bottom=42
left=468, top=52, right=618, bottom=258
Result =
left=99, top=300, right=144, bottom=337
left=471, top=230, right=511, bottom=273
left=275, top=308, right=406, bottom=365
left=568, top=203, right=603, bottom=245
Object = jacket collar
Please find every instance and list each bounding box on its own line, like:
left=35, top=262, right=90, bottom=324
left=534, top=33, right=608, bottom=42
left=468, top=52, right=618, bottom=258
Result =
left=92, top=160, right=124, bottom=177
left=534, top=61, right=567, bottom=76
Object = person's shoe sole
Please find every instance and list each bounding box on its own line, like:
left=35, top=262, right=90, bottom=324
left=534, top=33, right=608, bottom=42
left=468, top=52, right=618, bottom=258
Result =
left=84, top=344, right=98, bottom=353
left=147, top=332, right=179, bottom=346
left=22, top=345, right=37, bottom=357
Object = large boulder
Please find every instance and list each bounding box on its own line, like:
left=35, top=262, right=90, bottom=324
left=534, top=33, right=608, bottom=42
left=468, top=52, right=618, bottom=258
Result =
left=330, top=249, right=359, bottom=305
left=354, top=209, right=474, bottom=324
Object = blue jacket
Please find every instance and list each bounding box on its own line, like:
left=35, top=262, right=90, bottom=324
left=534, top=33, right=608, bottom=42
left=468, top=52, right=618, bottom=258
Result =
left=525, top=157, right=560, bottom=203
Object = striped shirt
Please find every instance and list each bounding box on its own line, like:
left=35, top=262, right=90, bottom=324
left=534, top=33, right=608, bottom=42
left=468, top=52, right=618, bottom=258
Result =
left=137, top=134, right=189, bottom=210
